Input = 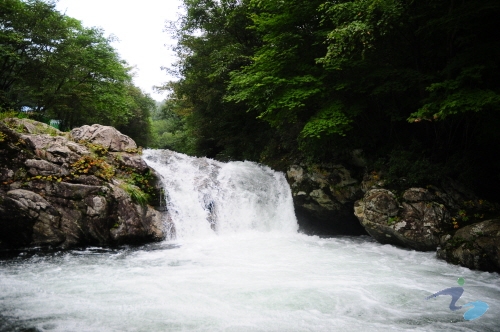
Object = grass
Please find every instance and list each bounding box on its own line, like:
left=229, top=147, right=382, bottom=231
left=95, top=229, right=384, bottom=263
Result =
left=119, top=182, right=150, bottom=206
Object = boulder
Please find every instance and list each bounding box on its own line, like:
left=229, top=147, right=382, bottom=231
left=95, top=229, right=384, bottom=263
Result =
left=437, top=219, right=500, bottom=273
left=3, top=189, right=65, bottom=246
left=22, top=134, right=89, bottom=164
left=70, top=124, right=137, bottom=152
left=287, top=164, right=365, bottom=235
left=1, top=118, right=62, bottom=136
left=109, top=184, right=164, bottom=243
left=354, top=188, right=449, bottom=251
left=0, top=118, right=172, bottom=249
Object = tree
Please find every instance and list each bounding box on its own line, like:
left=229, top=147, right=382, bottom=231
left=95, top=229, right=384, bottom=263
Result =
left=0, top=0, right=148, bottom=137
left=161, top=0, right=272, bottom=160
left=168, top=0, right=500, bottom=195
left=117, top=85, right=155, bottom=147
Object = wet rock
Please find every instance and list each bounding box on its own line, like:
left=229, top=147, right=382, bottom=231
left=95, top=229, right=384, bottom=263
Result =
left=108, top=184, right=165, bottom=244
left=437, top=219, right=500, bottom=273
left=354, top=188, right=449, bottom=251
left=287, top=164, right=365, bottom=235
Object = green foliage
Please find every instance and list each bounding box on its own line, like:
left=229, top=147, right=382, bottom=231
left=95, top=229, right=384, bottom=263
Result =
left=160, top=0, right=273, bottom=160
left=149, top=98, right=196, bottom=153
left=300, top=101, right=356, bottom=138
left=84, top=143, right=109, bottom=157
left=117, top=86, right=155, bottom=147
left=119, top=182, right=150, bottom=206
left=409, top=66, right=500, bottom=122
left=387, top=216, right=399, bottom=226
left=0, top=0, right=154, bottom=142
left=0, top=110, right=28, bottom=121
left=70, top=156, right=115, bottom=181
left=318, top=0, right=404, bottom=67
left=166, top=0, right=500, bottom=198
left=373, top=143, right=443, bottom=188
left=226, top=0, right=328, bottom=130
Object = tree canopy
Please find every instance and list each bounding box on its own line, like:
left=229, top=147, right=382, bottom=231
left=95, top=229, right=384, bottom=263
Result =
left=163, top=0, right=500, bottom=196
left=0, top=0, right=154, bottom=145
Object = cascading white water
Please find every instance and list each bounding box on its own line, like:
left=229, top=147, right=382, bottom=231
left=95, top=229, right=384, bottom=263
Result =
left=0, top=149, right=499, bottom=332
left=142, top=149, right=298, bottom=239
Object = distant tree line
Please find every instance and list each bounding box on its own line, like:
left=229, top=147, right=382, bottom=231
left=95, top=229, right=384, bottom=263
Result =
left=0, top=0, right=154, bottom=146
left=158, top=0, right=500, bottom=198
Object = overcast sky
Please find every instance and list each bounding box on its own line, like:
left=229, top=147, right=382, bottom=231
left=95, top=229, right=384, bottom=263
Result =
left=56, top=0, right=183, bottom=101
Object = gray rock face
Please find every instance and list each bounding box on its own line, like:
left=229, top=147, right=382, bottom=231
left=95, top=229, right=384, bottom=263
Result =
left=287, top=164, right=365, bottom=235
left=22, top=134, right=89, bottom=164
left=0, top=119, right=170, bottom=249
left=354, top=188, right=449, bottom=251
left=25, top=159, right=69, bottom=177
left=4, top=189, right=65, bottom=246
left=437, top=219, right=500, bottom=272
left=70, top=124, right=137, bottom=152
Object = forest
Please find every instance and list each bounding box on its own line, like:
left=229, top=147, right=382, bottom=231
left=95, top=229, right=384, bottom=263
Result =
left=2, top=0, right=500, bottom=199
left=157, top=0, right=500, bottom=199
left=0, top=0, right=154, bottom=146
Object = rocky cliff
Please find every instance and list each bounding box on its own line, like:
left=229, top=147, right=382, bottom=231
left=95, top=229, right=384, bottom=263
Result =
left=287, top=159, right=500, bottom=273
left=286, top=163, right=366, bottom=235
left=0, top=118, right=172, bottom=249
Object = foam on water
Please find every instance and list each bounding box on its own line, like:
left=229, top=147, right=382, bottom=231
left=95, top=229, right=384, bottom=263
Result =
left=0, top=150, right=499, bottom=331
left=142, top=149, right=298, bottom=239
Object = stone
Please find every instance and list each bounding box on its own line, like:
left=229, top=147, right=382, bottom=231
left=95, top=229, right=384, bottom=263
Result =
left=70, top=124, right=137, bottom=152
left=0, top=119, right=170, bottom=250
left=402, top=188, right=436, bottom=202
left=1, top=118, right=62, bottom=135
left=110, top=152, right=149, bottom=172
left=25, top=159, right=68, bottom=176
left=22, top=134, right=87, bottom=164
left=437, top=219, right=500, bottom=273
left=287, top=164, right=365, bottom=235
left=354, top=188, right=448, bottom=251
left=108, top=184, right=165, bottom=244
left=3, top=189, right=65, bottom=246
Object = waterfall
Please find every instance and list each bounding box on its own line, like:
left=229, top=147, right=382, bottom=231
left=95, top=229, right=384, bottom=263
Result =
left=2, top=148, right=499, bottom=332
left=142, top=149, right=298, bottom=239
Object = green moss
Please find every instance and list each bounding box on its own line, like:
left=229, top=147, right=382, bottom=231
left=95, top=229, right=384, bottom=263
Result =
left=387, top=216, right=400, bottom=226
left=119, top=182, right=150, bottom=206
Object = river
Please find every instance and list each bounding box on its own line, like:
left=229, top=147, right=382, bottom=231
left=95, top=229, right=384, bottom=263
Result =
left=0, top=150, right=498, bottom=331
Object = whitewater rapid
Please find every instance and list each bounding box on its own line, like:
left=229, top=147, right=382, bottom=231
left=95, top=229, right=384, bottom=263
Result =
left=0, top=149, right=499, bottom=332
left=142, top=149, right=298, bottom=239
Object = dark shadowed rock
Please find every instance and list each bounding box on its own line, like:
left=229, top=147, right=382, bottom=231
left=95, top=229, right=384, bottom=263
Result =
left=3, top=189, right=65, bottom=246
left=437, top=219, right=500, bottom=273
left=287, top=164, right=365, bottom=235
left=354, top=188, right=449, bottom=251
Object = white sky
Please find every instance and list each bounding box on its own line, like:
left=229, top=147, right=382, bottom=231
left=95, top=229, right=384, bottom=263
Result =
left=55, top=0, right=183, bottom=101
